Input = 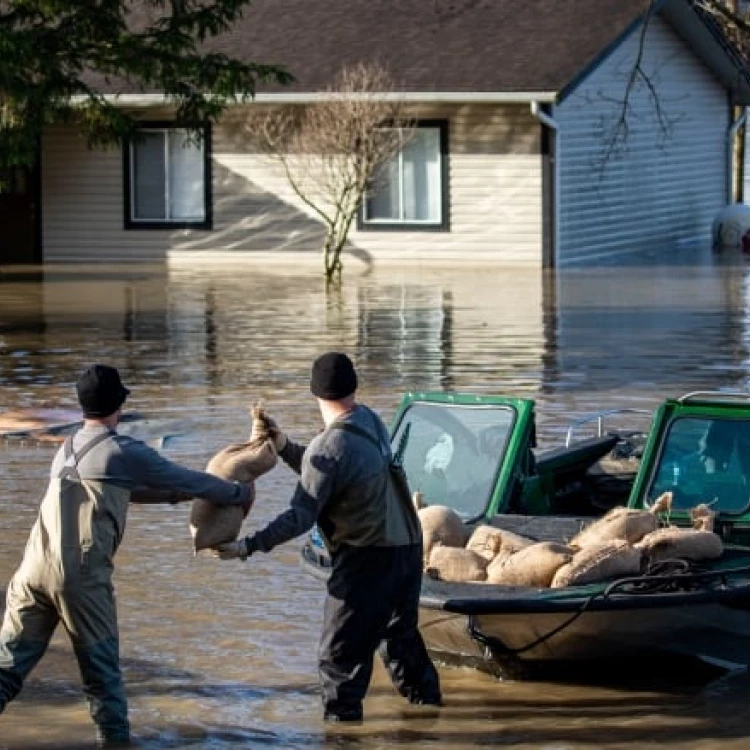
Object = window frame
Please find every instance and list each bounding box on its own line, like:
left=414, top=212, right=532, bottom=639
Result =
left=358, top=119, right=450, bottom=233
left=123, top=121, right=213, bottom=231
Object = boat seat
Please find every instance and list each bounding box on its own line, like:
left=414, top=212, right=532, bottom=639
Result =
left=534, top=434, right=619, bottom=479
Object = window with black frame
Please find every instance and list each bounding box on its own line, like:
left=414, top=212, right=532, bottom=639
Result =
left=360, top=121, right=448, bottom=231
left=124, top=124, right=211, bottom=230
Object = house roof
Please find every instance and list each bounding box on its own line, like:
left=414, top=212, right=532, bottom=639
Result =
left=219, top=0, right=652, bottom=96
left=91, top=0, right=750, bottom=104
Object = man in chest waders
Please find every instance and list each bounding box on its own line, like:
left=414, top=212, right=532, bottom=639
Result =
left=0, top=364, right=252, bottom=748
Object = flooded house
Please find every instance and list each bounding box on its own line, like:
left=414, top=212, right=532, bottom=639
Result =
left=3, top=0, right=750, bottom=271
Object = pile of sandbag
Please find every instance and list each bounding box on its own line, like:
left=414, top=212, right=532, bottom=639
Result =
left=189, top=403, right=277, bottom=553
left=635, top=503, right=722, bottom=566
left=419, top=491, right=724, bottom=588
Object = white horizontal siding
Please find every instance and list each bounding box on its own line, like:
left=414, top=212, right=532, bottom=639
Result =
left=555, top=15, right=729, bottom=266
left=42, top=104, right=544, bottom=266
left=205, top=103, right=543, bottom=264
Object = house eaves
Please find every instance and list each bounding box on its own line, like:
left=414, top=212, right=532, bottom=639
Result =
left=662, top=0, right=750, bottom=105
left=556, top=0, right=750, bottom=105
left=94, top=91, right=558, bottom=107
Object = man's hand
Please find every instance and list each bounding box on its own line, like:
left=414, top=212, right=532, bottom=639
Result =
left=263, top=414, right=287, bottom=452
left=214, top=534, right=260, bottom=560
left=214, top=538, right=252, bottom=561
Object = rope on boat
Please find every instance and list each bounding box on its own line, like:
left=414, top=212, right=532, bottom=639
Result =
left=468, top=590, right=608, bottom=658
left=467, top=559, right=750, bottom=659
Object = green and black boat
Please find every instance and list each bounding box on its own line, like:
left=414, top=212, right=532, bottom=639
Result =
left=301, top=391, right=750, bottom=677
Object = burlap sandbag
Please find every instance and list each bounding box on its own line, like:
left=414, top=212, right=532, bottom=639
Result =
left=426, top=546, right=488, bottom=582
left=635, top=527, right=723, bottom=565
left=570, top=506, right=658, bottom=549
left=487, top=542, right=573, bottom=588
left=466, top=525, right=534, bottom=564
left=690, top=504, right=716, bottom=532
left=551, top=539, right=642, bottom=588
left=190, top=405, right=278, bottom=552
left=418, top=505, right=466, bottom=565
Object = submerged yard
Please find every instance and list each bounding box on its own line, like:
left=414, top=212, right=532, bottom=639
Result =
left=1, top=255, right=750, bottom=748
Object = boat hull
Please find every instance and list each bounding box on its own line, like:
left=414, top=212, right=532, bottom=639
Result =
left=300, top=541, right=750, bottom=679
left=419, top=600, right=750, bottom=678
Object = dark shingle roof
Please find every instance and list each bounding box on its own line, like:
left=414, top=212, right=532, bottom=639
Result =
left=218, top=0, right=653, bottom=93
left=99, top=0, right=653, bottom=95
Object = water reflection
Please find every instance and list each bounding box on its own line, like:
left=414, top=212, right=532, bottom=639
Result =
left=1, top=254, right=750, bottom=747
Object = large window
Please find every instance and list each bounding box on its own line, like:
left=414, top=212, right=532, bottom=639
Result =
left=391, top=402, right=514, bottom=519
left=361, top=121, right=448, bottom=231
left=645, top=416, right=750, bottom=515
left=124, top=124, right=211, bottom=229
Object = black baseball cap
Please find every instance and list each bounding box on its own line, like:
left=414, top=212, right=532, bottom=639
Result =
left=76, top=364, right=131, bottom=418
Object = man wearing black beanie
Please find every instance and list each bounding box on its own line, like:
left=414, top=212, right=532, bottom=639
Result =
left=0, top=364, right=252, bottom=748
left=217, top=351, right=442, bottom=721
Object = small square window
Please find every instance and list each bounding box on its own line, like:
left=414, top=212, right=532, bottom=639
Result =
left=360, top=120, right=449, bottom=232
left=124, top=124, right=212, bottom=230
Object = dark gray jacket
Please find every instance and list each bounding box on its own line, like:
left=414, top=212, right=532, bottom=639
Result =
left=248, top=404, right=420, bottom=554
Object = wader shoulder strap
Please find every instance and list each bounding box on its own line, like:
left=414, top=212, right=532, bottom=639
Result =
left=59, top=430, right=115, bottom=480
left=330, top=419, right=420, bottom=539
left=330, top=421, right=389, bottom=458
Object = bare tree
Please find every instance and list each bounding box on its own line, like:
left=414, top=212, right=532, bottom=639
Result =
left=246, top=63, right=414, bottom=285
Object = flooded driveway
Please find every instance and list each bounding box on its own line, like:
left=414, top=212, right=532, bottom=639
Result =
left=1, top=255, right=750, bottom=748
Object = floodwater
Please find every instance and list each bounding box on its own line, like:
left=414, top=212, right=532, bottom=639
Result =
left=2, top=252, right=750, bottom=748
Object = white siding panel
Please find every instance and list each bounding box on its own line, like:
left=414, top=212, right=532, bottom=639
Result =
left=556, top=16, right=729, bottom=266
left=203, top=103, right=543, bottom=265
left=42, top=127, right=176, bottom=262
left=41, top=104, right=544, bottom=265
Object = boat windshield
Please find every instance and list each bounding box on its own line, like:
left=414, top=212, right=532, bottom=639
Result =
left=645, top=416, right=750, bottom=515
left=391, top=402, right=516, bottom=520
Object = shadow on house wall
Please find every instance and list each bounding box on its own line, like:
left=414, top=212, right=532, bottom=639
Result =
left=171, top=158, right=375, bottom=272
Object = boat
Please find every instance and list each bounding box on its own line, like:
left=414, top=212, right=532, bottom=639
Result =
left=300, top=390, right=750, bottom=678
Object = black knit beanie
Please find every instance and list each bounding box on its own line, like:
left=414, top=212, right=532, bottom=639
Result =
left=76, top=364, right=131, bottom=418
left=310, top=352, right=358, bottom=400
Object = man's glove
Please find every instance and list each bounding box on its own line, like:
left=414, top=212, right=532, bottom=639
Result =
left=263, top=414, right=287, bottom=453
left=214, top=537, right=253, bottom=561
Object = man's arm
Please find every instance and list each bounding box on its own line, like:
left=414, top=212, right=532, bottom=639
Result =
left=123, top=437, right=250, bottom=506
left=240, top=442, right=336, bottom=555
left=129, top=488, right=194, bottom=505
left=278, top=439, right=306, bottom=475
left=245, top=485, right=321, bottom=553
